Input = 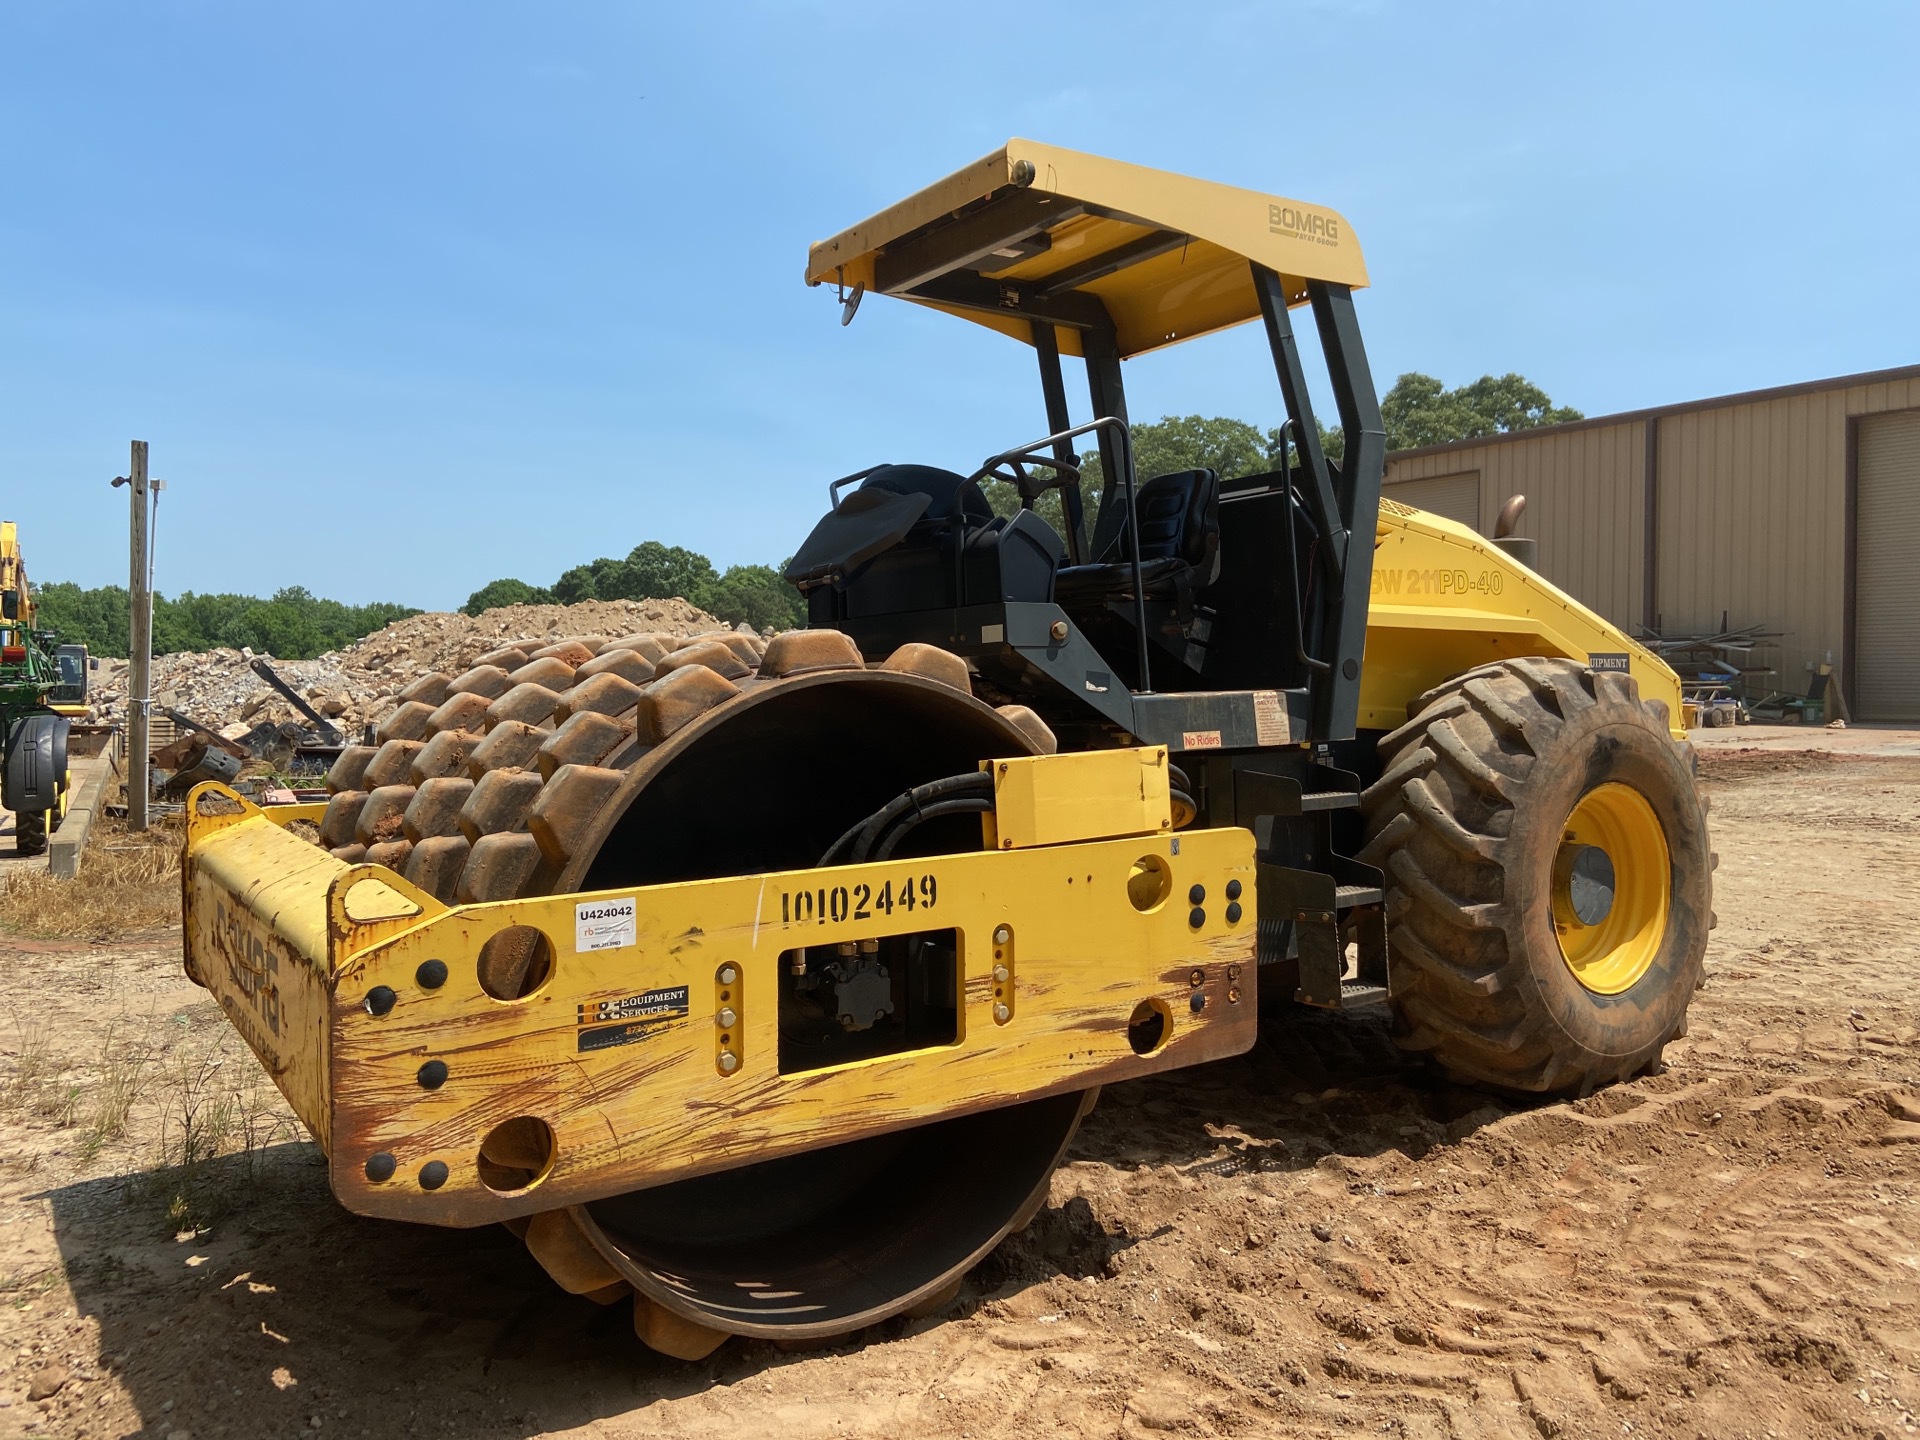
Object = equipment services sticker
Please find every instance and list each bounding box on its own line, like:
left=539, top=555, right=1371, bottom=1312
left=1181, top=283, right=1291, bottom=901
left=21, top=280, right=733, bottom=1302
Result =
left=575, top=896, right=637, bottom=952
left=576, top=986, right=690, bottom=1053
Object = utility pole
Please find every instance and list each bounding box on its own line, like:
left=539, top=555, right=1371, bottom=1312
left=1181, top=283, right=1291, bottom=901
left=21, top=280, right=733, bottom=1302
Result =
left=122, top=441, right=153, bottom=832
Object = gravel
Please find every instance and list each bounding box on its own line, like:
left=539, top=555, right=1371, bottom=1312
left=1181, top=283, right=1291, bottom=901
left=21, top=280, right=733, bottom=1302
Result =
left=88, top=596, right=734, bottom=737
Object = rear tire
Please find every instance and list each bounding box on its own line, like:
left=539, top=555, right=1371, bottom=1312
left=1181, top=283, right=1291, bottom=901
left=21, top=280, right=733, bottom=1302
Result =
left=14, top=808, right=47, bottom=856
left=1358, top=658, right=1712, bottom=1096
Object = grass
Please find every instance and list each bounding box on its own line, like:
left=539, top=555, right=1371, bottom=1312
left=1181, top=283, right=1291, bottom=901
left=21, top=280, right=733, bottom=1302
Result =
left=0, top=811, right=303, bottom=1230
left=0, top=1023, right=83, bottom=1128
left=0, top=816, right=184, bottom=940
left=141, top=1019, right=298, bottom=1232
left=157, top=1029, right=237, bottom=1172
left=0, top=1264, right=60, bottom=1306
left=5, top=1002, right=297, bottom=1232
left=1, top=1003, right=296, bottom=1228
left=79, top=1017, right=159, bottom=1162
left=0, top=1024, right=54, bottom=1112
left=2, top=1008, right=162, bottom=1164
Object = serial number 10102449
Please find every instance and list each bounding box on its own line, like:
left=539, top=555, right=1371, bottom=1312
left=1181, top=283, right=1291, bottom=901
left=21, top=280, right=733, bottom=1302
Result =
left=781, top=874, right=938, bottom=926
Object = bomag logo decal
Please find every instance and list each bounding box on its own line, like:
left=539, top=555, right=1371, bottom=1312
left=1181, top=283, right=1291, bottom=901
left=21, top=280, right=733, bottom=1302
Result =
left=1371, top=567, right=1506, bottom=598
left=207, top=894, right=286, bottom=1055
left=1268, top=204, right=1340, bottom=246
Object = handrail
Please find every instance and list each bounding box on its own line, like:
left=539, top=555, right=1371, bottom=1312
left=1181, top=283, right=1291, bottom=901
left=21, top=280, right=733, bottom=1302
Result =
left=827, top=465, right=891, bottom=511
left=958, top=418, right=1151, bottom=693
left=1273, top=419, right=1330, bottom=676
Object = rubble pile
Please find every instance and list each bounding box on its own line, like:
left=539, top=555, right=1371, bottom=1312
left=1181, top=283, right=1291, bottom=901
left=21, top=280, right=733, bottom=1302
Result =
left=90, top=597, right=733, bottom=738
left=331, top=598, right=724, bottom=678
left=91, top=649, right=377, bottom=736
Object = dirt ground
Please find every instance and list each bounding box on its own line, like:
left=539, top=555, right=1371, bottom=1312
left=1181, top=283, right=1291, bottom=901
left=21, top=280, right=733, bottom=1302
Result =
left=2, top=741, right=1917, bottom=1440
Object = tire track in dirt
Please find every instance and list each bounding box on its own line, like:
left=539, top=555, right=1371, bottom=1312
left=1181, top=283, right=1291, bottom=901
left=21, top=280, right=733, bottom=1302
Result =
left=998, top=1058, right=1920, bottom=1440
left=3, top=751, right=1919, bottom=1439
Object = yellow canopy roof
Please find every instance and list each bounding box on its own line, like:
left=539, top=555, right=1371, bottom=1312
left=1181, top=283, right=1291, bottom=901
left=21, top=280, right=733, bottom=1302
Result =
left=806, top=139, right=1367, bottom=360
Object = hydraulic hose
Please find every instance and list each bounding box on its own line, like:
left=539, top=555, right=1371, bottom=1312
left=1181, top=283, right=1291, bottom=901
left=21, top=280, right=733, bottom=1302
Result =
left=817, top=771, right=994, bottom=868
left=870, top=796, right=995, bottom=860
left=820, top=759, right=1198, bottom=870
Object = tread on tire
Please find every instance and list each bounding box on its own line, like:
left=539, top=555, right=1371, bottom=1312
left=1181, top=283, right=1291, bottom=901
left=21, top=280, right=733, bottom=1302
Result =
left=1357, top=657, right=1714, bottom=1096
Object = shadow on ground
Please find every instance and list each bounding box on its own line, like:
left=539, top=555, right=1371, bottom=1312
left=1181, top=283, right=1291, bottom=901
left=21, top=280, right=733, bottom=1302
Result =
left=39, top=1006, right=1513, bottom=1438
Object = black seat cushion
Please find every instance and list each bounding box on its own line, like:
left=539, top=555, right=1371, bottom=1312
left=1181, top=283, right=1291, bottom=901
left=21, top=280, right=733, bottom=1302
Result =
left=1056, top=468, right=1221, bottom=608
left=1053, top=555, right=1189, bottom=608
left=1132, top=469, right=1220, bottom=571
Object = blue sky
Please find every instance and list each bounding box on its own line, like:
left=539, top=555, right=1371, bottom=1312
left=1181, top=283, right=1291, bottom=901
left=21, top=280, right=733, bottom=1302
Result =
left=4, top=3, right=1915, bottom=611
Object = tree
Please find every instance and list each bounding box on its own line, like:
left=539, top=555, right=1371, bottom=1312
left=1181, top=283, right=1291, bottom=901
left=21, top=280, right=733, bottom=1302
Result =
left=1007, top=415, right=1307, bottom=545
left=157, top=591, right=250, bottom=653
left=617, top=542, right=720, bottom=604
left=36, top=581, right=416, bottom=659
left=462, top=578, right=553, bottom=615
left=976, top=415, right=1260, bottom=540
left=1079, top=414, right=1272, bottom=499
left=1287, top=421, right=1345, bottom=465
left=234, top=590, right=323, bottom=659
left=1380, top=372, right=1583, bottom=451
left=551, top=561, right=613, bottom=605
left=546, top=542, right=722, bottom=608
left=704, top=564, right=805, bottom=631
left=32, top=581, right=130, bottom=657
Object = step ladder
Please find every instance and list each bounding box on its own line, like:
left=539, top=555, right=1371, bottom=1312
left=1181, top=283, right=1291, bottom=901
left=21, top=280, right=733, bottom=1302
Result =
left=1240, top=759, right=1389, bottom=1011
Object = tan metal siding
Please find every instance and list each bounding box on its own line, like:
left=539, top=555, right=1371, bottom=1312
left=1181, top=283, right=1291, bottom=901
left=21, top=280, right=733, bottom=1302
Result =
left=1383, top=470, right=1480, bottom=529
left=1854, top=409, right=1920, bottom=720
left=1655, top=375, right=1920, bottom=690
left=1382, top=374, right=1920, bottom=697
left=1383, top=421, right=1644, bottom=628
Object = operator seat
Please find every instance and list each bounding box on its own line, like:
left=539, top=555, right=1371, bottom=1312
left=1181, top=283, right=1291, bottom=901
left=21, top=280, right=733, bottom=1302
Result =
left=785, top=463, right=1062, bottom=622
left=1053, top=468, right=1222, bottom=611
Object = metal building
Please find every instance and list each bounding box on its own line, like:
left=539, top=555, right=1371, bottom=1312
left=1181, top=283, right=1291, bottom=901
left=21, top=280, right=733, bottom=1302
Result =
left=1380, top=364, right=1920, bottom=721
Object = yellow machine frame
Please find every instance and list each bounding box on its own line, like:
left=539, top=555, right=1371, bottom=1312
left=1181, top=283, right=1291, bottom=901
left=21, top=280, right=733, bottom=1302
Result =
left=184, top=748, right=1256, bottom=1226
left=1364, top=501, right=1683, bottom=735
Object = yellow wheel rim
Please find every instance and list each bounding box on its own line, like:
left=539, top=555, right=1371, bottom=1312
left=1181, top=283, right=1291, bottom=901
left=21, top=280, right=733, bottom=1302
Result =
left=1552, top=782, right=1670, bottom=995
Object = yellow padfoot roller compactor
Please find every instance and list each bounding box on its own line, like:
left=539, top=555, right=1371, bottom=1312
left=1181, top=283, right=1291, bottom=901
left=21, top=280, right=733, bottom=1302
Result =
left=182, top=142, right=1713, bottom=1360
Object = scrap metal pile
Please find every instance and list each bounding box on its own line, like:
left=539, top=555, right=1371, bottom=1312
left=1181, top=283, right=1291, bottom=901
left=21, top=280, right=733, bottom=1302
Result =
left=1634, top=621, right=1783, bottom=726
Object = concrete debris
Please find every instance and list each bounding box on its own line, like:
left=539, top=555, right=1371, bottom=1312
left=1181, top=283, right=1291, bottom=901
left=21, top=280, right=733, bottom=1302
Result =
left=25, top=1363, right=69, bottom=1401
left=91, top=597, right=731, bottom=737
